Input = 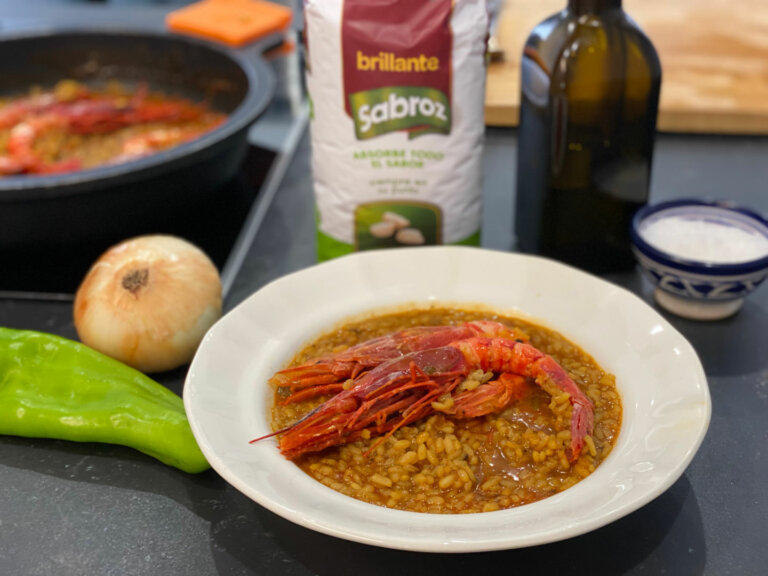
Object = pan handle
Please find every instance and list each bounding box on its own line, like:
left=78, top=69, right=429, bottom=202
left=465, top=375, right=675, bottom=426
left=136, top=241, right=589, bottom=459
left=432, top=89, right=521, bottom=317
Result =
left=232, top=30, right=292, bottom=61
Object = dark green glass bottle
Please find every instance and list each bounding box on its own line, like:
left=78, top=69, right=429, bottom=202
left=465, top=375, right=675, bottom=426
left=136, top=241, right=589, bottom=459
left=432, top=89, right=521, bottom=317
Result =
left=514, top=0, right=661, bottom=273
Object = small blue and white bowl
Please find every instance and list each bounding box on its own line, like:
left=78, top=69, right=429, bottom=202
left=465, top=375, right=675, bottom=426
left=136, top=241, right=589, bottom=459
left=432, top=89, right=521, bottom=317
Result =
left=630, top=199, right=768, bottom=320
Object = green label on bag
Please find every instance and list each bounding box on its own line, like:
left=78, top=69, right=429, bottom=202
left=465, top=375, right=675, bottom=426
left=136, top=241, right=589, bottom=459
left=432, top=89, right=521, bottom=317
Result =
left=349, top=87, right=451, bottom=140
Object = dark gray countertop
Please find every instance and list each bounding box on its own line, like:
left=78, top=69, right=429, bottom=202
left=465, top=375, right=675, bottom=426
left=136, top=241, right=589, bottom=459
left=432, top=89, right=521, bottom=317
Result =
left=3, top=127, right=767, bottom=576
left=2, top=4, right=768, bottom=575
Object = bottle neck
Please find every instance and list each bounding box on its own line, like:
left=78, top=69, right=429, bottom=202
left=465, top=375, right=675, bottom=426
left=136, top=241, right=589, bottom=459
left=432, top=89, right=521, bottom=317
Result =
left=568, top=0, right=622, bottom=14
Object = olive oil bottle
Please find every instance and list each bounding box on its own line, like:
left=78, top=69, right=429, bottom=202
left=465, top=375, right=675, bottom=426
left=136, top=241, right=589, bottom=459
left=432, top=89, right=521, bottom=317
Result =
left=514, top=0, right=661, bottom=273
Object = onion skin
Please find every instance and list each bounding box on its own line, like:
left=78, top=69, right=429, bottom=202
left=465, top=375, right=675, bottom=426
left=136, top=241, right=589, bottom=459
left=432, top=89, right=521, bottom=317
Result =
left=74, top=235, right=222, bottom=373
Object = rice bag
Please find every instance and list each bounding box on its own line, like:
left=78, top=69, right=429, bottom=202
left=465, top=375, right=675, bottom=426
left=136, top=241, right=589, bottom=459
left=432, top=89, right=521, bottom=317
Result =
left=304, top=0, right=489, bottom=260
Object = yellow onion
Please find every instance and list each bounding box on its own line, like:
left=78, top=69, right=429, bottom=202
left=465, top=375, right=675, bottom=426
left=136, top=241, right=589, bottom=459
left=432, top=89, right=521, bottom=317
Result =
left=74, top=235, right=222, bottom=373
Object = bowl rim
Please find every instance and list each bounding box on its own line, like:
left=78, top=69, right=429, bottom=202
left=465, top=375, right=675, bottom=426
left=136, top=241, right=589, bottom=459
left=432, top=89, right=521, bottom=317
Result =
left=630, top=198, right=768, bottom=276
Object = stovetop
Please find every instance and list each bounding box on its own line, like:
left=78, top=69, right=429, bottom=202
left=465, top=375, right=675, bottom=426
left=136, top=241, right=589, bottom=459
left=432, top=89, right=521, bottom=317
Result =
left=1, top=144, right=277, bottom=298
left=0, top=10, right=309, bottom=301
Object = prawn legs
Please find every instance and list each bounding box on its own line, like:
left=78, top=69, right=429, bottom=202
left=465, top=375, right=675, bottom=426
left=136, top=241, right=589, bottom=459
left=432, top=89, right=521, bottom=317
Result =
left=255, top=337, right=594, bottom=463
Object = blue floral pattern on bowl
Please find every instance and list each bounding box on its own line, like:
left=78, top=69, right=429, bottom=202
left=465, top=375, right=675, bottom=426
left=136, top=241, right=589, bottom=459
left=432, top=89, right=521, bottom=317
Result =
left=632, top=249, right=768, bottom=301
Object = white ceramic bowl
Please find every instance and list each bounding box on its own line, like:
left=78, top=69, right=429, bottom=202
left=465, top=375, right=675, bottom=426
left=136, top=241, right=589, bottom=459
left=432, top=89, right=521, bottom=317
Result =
left=631, top=199, right=768, bottom=320
left=184, top=247, right=710, bottom=552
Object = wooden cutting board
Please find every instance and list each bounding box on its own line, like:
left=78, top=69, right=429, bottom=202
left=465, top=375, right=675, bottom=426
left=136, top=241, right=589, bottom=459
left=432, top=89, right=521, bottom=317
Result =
left=485, top=0, right=768, bottom=134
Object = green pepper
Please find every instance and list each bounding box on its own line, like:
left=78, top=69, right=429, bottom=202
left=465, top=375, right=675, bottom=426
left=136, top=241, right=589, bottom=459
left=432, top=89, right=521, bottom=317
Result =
left=0, top=327, right=209, bottom=474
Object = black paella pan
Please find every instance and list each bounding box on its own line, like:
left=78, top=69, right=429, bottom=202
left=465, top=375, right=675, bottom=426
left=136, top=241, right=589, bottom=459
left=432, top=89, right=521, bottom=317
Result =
left=0, top=28, right=277, bottom=254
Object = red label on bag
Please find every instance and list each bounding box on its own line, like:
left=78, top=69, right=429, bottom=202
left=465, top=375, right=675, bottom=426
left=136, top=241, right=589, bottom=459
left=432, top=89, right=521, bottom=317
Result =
left=341, top=0, right=453, bottom=139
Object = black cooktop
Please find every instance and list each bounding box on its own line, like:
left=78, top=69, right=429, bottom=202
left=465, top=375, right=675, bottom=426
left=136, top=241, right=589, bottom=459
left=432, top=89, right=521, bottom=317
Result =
left=1, top=143, right=277, bottom=298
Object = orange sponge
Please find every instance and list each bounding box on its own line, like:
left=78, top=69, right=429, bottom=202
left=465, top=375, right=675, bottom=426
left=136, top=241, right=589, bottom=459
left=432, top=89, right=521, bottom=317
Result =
left=167, top=0, right=292, bottom=47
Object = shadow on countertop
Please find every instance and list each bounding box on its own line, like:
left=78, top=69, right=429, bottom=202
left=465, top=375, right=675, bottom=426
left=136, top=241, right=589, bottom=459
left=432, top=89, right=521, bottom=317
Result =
left=662, top=298, right=768, bottom=378
left=225, top=475, right=705, bottom=576
left=0, top=431, right=705, bottom=576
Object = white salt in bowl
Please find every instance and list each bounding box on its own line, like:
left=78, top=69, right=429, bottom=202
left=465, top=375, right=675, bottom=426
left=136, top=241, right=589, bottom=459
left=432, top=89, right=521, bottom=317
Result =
left=630, top=199, right=768, bottom=320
